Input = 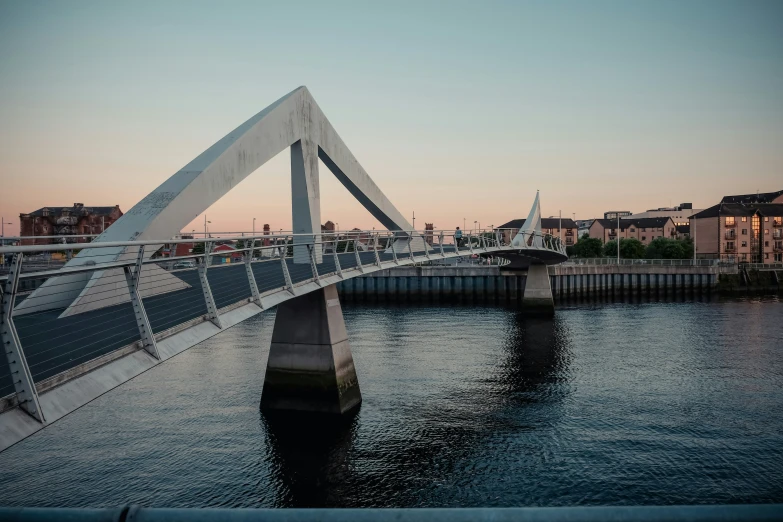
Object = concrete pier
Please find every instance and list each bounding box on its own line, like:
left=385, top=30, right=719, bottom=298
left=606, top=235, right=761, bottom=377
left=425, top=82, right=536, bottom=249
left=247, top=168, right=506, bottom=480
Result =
left=521, top=264, right=554, bottom=316
left=261, top=284, right=361, bottom=414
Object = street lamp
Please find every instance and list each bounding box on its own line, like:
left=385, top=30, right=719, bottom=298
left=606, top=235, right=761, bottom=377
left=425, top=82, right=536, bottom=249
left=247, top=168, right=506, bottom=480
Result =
left=474, top=220, right=477, bottom=234
left=1, top=218, right=12, bottom=238
left=607, top=211, right=622, bottom=263
left=253, top=217, right=256, bottom=236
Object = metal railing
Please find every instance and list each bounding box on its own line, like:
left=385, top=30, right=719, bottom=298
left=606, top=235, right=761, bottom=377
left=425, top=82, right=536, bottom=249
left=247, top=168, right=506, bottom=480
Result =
left=0, top=505, right=779, bottom=522
left=0, top=228, right=565, bottom=420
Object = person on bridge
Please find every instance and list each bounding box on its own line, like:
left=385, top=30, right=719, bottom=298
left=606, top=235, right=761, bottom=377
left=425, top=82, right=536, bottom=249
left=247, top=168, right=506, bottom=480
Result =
left=455, top=227, right=463, bottom=248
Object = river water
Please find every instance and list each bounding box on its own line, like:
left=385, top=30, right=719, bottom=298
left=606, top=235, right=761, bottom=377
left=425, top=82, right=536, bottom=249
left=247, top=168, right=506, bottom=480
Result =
left=1, top=297, right=782, bottom=507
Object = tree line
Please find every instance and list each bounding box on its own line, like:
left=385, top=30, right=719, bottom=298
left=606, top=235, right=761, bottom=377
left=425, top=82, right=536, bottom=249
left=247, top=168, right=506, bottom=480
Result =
left=566, top=234, right=694, bottom=259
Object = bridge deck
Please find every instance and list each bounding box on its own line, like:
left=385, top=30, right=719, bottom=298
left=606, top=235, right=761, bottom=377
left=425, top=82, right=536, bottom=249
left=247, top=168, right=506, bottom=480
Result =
left=1, top=246, right=483, bottom=398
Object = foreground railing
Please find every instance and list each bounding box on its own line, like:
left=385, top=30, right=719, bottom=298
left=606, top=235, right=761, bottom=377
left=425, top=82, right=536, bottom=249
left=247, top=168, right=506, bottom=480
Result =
left=0, top=228, right=566, bottom=423
left=0, top=505, right=779, bottom=522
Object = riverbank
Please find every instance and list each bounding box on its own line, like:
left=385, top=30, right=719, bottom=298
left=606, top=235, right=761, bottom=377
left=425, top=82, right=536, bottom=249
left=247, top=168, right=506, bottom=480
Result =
left=337, top=265, right=782, bottom=302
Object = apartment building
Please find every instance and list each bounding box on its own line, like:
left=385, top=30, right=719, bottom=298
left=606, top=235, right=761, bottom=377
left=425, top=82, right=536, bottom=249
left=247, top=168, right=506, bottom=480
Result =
left=588, top=217, right=677, bottom=246
left=692, top=199, right=783, bottom=263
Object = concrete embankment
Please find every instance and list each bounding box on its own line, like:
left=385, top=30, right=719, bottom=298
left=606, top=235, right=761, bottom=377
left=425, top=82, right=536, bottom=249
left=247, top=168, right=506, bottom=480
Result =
left=336, top=265, right=724, bottom=303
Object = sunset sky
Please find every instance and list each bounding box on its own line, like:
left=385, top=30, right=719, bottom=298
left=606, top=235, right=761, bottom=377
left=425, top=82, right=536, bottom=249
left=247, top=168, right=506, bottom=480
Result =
left=1, top=0, right=782, bottom=235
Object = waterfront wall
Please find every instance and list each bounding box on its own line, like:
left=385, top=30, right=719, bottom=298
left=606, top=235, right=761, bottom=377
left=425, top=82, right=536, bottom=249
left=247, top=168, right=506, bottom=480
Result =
left=336, top=265, right=721, bottom=302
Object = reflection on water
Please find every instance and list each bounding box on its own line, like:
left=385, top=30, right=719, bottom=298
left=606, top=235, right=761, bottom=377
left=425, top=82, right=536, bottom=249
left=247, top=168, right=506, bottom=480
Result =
left=0, top=298, right=782, bottom=507
left=262, top=411, right=360, bottom=507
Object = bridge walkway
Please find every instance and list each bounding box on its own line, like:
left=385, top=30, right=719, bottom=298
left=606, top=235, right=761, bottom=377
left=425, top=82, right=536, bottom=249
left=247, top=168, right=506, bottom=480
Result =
left=0, top=246, right=473, bottom=398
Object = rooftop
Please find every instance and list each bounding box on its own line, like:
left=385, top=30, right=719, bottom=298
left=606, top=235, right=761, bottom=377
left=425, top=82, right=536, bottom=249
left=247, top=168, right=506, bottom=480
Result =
left=498, top=218, right=578, bottom=230
left=720, top=189, right=783, bottom=205
left=23, top=204, right=120, bottom=218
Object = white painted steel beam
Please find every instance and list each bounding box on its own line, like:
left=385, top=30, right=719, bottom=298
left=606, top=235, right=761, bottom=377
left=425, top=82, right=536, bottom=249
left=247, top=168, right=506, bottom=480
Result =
left=1, top=254, right=45, bottom=423
left=123, top=247, right=160, bottom=359
left=20, top=86, right=416, bottom=317
left=198, top=243, right=222, bottom=329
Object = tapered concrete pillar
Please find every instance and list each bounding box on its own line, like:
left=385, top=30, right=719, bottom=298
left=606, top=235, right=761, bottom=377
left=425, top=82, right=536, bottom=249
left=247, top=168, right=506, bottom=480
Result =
left=522, top=264, right=555, bottom=316
left=261, top=284, right=362, bottom=414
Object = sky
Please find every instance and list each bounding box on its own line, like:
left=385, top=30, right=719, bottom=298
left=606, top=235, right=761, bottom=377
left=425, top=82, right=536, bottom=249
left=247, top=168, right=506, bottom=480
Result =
left=1, top=0, right=782, bottom=235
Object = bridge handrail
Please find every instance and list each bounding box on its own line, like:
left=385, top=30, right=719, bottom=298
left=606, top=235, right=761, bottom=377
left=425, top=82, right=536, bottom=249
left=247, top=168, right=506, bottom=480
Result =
left=0, top=228, right=567, bottom=427
left=0, top=505, right=779, bottom=522
left=0, top=229, right=565, bottom=256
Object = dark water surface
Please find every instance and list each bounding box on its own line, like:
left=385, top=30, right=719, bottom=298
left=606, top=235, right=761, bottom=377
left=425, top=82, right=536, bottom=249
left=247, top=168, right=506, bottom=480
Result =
left=1, top=298, right=782, bottom=507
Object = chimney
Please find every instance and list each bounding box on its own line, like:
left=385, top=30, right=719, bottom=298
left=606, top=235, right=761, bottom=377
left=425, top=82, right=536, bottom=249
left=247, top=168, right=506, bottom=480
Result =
left=263, top=224, right=270, bottom=234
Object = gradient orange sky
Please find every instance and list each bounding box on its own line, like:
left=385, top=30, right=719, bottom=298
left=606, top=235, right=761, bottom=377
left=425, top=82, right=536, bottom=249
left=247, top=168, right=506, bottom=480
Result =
left=1, top=1, right=782, bottom=236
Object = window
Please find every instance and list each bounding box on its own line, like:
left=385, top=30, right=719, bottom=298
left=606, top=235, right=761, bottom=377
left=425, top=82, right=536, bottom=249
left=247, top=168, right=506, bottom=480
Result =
left=741, top=241, right=747, bottom=247
left=741, top=216, right=747, bottom=222
left=726, top=241, right=735, bottom=250
left=765, top=241, right=769, bottom=247
left=765, top=229, right=769, bottom=235
left=642, top=228, right=646, bottom=232
left=642, top=236, right=646, bottom=241
left=742, top=229, right=747, bottom=235
left=726, top=217, right=735, bottom=226
left=630, top=228, right=635, bottom=232
left=765, top=253, right=769, bottom=259
left=764, top=217, right=769, bottom=222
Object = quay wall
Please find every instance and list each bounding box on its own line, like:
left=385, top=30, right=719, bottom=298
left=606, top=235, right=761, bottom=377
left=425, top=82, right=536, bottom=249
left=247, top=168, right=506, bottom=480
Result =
left=336, top=265, right=721, bottom=303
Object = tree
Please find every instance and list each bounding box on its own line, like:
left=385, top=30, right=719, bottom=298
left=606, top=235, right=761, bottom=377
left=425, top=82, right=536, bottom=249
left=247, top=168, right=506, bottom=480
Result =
left=645, top=237, right=693, bottom=259
left=571, top=233, right=603, bottom=258
left=603, top=238, right=645, bottom=259
left=236, top=239, right=245, bottom=251
left=192, top=242, right=205, bottom=255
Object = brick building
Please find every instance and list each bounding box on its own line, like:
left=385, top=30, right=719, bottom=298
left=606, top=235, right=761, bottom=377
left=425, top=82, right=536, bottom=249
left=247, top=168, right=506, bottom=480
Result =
left=691, top=189, right=783, bottom=263
left=588, top=217, right=677, bottom=246
left=19, top=204, right=123, bottom=245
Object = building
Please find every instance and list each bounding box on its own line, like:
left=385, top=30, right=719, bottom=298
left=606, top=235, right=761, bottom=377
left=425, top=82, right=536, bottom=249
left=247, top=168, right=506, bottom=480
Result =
left=498, top=218, right=578, bottom=247
left=575, top=219, right=594, bottom=238
left=675, top=224, right=690, bottom=240
left=627, top=203, right=702, bottom=226
left=424, top=223, right=434, bottom=246
left=588, top=217, right=677, bottom=246
left=19, top=203, right=122, bottom=245
left=691, top=189, right=783, bottom=263
left=604, top=211, right=632, bottom=220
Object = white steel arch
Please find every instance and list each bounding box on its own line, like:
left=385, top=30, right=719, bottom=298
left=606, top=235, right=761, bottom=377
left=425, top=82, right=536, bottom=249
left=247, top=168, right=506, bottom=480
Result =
left=18, top=86, right=417, bottom=317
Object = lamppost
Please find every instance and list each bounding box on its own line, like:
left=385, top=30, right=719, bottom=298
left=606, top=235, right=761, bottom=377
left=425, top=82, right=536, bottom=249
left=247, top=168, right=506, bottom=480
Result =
left=1, top=218, right=12, bottom=239
left=607, top=212, right=621, bottom=263
left=474, top=220, right=477, bottom=234
left=253, top=218, right=256, bottom=236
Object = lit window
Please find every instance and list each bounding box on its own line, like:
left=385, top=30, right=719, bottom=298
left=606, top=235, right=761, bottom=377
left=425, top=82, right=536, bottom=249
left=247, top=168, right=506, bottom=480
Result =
left=764, top=217, right=769, bottom=222
left=741, top=216, right=747, bottom=222
left=766, top=230, right=769, bottom=235
left=725, top=217, right=735, bottom=226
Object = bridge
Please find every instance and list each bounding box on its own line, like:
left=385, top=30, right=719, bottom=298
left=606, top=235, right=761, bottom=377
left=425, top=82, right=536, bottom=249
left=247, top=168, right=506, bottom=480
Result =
left=0, top=86, right=566, bottom=452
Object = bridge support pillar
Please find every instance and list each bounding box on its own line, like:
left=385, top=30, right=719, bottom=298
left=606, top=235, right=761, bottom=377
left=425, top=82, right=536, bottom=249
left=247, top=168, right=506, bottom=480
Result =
left=522, top=264, right=555, bottom=316
left=261, top=284, right=362, bottom=414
